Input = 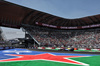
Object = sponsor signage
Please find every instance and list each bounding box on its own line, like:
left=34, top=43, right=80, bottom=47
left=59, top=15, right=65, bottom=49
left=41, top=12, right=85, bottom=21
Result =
left=36, top=22, right=100, bottom=29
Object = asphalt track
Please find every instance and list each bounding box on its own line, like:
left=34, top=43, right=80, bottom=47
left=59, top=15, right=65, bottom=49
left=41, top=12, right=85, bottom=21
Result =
left=0, top=48, right=100, bottom=66
left=28, top=48, right=100, bottom=55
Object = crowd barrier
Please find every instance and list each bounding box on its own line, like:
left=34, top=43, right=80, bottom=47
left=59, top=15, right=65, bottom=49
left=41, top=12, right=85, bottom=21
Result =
left=37, top=47, right=67, bottom=50
left=0, top=46, right=15, bottom=50
left=37, top=47, right=100, bottom=51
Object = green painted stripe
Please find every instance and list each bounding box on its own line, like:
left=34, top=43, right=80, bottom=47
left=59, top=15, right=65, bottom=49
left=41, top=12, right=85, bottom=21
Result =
left=0, top=55, right=100, bottom=66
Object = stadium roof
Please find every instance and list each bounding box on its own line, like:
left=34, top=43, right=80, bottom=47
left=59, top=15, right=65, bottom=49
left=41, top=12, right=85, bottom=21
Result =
left=0, top=1, right=100, bottom=29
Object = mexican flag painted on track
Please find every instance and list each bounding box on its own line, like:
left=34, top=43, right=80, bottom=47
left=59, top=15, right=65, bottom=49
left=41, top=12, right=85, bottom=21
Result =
left=0, top=48, right=100, bottom=66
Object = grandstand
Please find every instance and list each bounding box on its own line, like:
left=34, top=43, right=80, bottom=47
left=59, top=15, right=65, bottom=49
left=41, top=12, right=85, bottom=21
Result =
left=0, top=0, right=100, bottom=49
left=23, top=25, right=100, bottom=49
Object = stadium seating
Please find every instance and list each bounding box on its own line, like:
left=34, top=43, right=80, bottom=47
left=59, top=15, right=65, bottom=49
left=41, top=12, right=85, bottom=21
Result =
left=24, top=26, right=100, bottom=49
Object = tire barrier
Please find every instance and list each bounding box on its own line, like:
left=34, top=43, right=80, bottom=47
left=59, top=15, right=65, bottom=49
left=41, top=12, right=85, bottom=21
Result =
left=74, top=48, right=78, bottom=50
left=86, top=48, right=91, bottom=50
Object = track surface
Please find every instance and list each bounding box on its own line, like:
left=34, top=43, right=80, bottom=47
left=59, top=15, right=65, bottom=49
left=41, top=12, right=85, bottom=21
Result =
left=28, top=48, right=100, bottom=55
left=0, top=48, right=100, bottom=66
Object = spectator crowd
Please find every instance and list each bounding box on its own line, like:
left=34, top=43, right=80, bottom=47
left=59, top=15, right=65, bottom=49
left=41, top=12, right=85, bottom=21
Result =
left=24, top=26, right=100, bottom=48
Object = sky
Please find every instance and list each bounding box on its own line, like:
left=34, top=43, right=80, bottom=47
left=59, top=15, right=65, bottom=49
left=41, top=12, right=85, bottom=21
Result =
left=1, top=0, right=100, bottom=40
